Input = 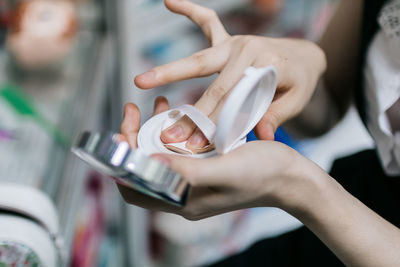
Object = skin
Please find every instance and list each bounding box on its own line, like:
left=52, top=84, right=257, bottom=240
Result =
left=119, top=99, right=400, bottom=267
left=284, top=0, right=364, bottom=137
left=134, top=0, right=326, bottom=149
left=119, top=0, right=400, bottom=266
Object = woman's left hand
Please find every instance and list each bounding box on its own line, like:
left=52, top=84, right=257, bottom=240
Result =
left=134, top=0, right=326, bottom=149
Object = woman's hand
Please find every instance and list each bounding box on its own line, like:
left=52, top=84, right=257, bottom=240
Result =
left=134, top=0, right=326, bottom=151
left=118, top=99, right=321, bottom=220
left=119, top=102, right=400, bottom=267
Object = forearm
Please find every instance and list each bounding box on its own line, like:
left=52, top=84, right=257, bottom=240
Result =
left=319, top=0, right=363, bottom=115
left=283, top=159, right=400, bottom=266
left=285, top=0, right=364, bottom=138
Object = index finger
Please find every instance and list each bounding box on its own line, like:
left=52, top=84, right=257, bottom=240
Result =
left=135, top=45, right=229, bottom=89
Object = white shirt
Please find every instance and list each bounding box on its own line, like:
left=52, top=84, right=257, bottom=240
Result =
left=364, top=0, right=400, bottom=176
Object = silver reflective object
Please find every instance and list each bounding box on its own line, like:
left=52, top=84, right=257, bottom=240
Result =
left=71, top=132, right=189, bottom=206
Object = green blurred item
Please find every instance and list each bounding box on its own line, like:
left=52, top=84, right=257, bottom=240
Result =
left=0, top=83, right=69, bottom=147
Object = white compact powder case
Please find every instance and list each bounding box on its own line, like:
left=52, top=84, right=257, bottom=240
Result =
left=138, top=66, right=277, bottom=157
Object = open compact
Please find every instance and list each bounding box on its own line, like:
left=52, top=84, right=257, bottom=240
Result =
left=138, top=66, right=277, bottom=157
left=72, top=66, right=277, bottom=206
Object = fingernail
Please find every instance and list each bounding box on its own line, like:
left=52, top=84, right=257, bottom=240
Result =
left=165, top=125, right=183, bottom=139
left=187, top=132, right=204, bottom=148
left=138, top=71, right=155, bottom=82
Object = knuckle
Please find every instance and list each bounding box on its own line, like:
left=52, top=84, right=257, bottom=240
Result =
left=230, top=36, right=243, bottom=50
left=238, top=35, right=252, bottom=45
left=266, top=109, right=281, bottom=128
left=179, top=116, right=198, bottom=134
left=232, top=36, right=263, bottom=54
left=263, top=49, right=285, bottom=66
left=270, top=54, right=282, bottom=65
left=201, top=8, right=218, bottom=23
left=229, top=35, right=240, bottom=45
left=191, top=52, right=208, bottom=74
left=242, top=37, right=261, bottom=51
left=231, top=35, right=246, bottom=44
left=204, top=84, right=227, bottom=101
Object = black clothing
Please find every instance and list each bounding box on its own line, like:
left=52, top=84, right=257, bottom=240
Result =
left=210, top=150, right=400, bottom=267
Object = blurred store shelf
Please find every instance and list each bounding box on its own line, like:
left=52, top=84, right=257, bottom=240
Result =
left=0, top=0, right=128, bottom=266
left=131, top=0, right=248, bottom=46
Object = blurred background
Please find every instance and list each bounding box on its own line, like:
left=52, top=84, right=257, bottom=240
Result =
left=0, top=0, right=374, bottom=266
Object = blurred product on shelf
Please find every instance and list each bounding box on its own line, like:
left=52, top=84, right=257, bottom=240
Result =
left=0, top=83, right=68, bottom=147
left=0, top=183, right=61, bottom=267
left=0, top=1, right=13, bottom=46
left=252, top=0, right=284, bottom=16
left=71, top=173, right=124, bottom=267
left=6, top=0, right=78, bottom=70
left=0, top=0, right=128, bottom=265
left=0, top=93, right=52, bottom=188
left=143, top=33, right=208, bottom=67
left=71, top=174, right=105, bottom=267
left=0, top=241, right=43, bottom=267
left=223, top=0, right=334, bottom=39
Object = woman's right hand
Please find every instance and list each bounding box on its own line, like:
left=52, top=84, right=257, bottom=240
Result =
left=134, top=0, right=327, bottom=150
left=118, top=98, right=325, bottom=220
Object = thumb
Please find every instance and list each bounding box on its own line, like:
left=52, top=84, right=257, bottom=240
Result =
left=255, top=92, right=300, bottom=140
left=255, top=118, right=276, bottom=141
left=255, top=107, right=284, bottom=141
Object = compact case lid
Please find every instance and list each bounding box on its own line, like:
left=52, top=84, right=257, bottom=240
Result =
left=214, top=66, right=277, bottom=153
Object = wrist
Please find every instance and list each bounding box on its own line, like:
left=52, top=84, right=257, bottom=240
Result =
left=273, top=152, right=333, bottom=218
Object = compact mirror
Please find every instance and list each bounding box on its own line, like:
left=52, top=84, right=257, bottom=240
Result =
left=71, top=132, right=189, bottom=206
